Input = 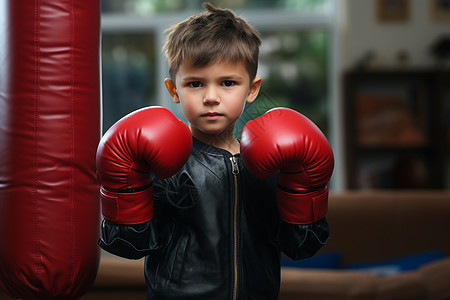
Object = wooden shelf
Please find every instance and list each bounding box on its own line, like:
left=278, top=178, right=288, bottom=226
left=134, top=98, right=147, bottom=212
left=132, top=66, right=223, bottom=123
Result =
left=343, top=69, right=450, bottom=190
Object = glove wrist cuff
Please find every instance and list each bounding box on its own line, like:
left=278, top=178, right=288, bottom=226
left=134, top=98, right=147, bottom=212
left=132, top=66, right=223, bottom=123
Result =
left=101, top=186, right=154, bottom=224
left=276, top=186, right=328, bottom=224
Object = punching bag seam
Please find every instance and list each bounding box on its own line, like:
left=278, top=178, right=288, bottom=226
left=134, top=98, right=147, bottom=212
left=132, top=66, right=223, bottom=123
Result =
left=33, top=0, right=43, bottom=276
left=69, top=0, right=76, bottom=288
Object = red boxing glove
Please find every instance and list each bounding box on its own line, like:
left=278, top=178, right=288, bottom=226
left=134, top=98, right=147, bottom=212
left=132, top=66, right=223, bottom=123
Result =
left=96, top=106, right=192, bottom=225
left=240, top=108, right=334, bottom=224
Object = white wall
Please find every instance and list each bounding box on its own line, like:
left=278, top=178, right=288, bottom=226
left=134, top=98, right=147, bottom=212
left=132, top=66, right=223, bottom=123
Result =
left=341, top=0, right=450, bottom=70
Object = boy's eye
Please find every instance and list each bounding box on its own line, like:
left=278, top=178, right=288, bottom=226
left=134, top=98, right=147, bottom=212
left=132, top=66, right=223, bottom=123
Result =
left=189, top=81, right=202, bottom=88
left=222, top=80, right=235, bottom=87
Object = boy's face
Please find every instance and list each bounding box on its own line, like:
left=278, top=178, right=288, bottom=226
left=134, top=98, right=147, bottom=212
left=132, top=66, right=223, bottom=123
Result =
left=165, top=60, right=261, bottom=142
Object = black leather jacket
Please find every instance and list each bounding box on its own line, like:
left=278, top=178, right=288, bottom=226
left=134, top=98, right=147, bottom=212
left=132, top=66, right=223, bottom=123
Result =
left=99, top=138, right=329, bottom=300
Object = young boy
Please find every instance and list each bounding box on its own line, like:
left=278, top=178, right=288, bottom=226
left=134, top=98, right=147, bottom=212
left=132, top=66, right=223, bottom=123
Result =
left=97, top=3, right=333, bottom=300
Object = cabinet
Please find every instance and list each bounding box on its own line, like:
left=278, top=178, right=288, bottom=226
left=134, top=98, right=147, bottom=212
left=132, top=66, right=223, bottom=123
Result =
left=343, top=69, right=450, bottom=189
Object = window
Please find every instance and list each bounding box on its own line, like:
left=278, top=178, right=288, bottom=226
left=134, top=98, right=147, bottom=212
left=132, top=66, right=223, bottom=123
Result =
left=235, top=29, right=330, bottom=138
left=102, top=33, right=157, bottom=129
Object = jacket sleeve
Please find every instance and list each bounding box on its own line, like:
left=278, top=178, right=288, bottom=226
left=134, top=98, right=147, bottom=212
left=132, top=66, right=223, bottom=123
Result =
left=271, top=217, right=330, bottom=260
left=98, top=219, right=160, bottom=259
left=263, top=172, right=330, bottom=260
left=98, top=173, right=173, bottom=259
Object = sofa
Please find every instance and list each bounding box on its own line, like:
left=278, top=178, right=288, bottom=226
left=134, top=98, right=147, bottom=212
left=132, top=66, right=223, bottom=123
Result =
left=1, top=191, right=449, bottom=300
left=280, top=190, right=450, bottom=300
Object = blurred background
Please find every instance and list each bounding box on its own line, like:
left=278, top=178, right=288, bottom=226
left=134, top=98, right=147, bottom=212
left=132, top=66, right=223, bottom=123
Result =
left=100, top=0, right=450, bottom=191
left=1, top=2, right=449, bottom=299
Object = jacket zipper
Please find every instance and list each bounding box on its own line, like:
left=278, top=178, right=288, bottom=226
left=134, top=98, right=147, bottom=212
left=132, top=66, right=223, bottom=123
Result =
left=230, top=156, right=239, bottom=300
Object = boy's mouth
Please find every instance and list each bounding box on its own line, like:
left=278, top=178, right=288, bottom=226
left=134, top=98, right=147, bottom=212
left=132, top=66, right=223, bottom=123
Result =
left=201, top=112, right=223, bottom=120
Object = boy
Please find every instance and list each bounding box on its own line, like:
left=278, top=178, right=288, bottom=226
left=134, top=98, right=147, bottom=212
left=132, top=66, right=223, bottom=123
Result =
left=97, top=3, right=333, bottom=300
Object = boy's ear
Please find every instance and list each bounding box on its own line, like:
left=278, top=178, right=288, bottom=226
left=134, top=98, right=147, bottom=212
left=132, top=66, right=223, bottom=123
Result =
left=164, top=78, right=180, bottom=103
left=246, top=76, right=262, bottom=103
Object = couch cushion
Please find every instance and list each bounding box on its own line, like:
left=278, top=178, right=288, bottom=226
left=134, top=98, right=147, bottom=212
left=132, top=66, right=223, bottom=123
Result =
left=93, top=256, right=145, bottom=287
left=280, top=268, right=378, bottom=300
left=419, top=257, right=450, bottom=300
left=281, top=252, right=341, bottom=269
left=376, top=271, right=426, bottom=300
left=321, top=191, right=450, bottom=264
left=344, top=251, right=446, bottom=275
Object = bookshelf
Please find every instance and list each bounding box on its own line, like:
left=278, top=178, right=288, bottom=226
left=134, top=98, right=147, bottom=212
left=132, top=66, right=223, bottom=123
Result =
left=343, top=69, right=449, bottom=189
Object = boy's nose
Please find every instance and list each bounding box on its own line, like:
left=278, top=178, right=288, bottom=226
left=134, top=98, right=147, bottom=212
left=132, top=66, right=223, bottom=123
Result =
left=203, top=86, right=220, bottom=105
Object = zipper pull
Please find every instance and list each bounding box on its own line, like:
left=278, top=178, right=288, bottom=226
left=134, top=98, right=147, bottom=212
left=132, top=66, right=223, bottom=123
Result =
left=230, top=156, right=239, bottom=175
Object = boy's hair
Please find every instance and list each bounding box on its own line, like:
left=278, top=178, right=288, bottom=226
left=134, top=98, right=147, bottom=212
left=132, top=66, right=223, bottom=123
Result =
left=163, top=2, right=261, bottom=83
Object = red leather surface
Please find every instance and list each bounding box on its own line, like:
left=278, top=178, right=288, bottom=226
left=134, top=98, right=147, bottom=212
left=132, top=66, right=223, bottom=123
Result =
left=0, top=0, right=101, bottom=298
left=241, top=108, right=334, bottom=188
left=96, top=107, right=193, bottom=224
left=276, top=186, right=329, bottom=224
left=240, top=108, right=334, bottom=224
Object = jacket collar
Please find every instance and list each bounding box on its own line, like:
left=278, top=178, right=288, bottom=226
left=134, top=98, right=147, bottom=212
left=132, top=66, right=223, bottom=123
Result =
left=192, top=137, right=241, bottom=158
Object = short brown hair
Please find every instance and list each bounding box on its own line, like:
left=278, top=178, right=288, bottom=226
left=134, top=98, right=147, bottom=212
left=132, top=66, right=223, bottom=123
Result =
left=163, top=2, right=261, bottom=83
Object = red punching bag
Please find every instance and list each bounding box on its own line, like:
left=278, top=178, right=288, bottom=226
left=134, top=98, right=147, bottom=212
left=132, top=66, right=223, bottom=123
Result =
left=0, top=0, right=101, bottom=299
